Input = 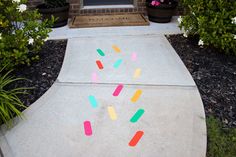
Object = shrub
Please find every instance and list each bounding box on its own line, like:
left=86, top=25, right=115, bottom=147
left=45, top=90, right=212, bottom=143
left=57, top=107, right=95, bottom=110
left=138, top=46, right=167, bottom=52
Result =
left=207, top=116, right=236, bottom=157
left=178, top=0, right=236, bottom=54
left=0, top=0, right=53, bottom=70
left=0, top=67, right=28, bottom=127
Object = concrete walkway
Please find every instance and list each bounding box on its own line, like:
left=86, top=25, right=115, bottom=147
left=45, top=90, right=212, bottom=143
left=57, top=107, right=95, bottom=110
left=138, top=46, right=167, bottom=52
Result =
left=0, top=19, right=206, bottom=157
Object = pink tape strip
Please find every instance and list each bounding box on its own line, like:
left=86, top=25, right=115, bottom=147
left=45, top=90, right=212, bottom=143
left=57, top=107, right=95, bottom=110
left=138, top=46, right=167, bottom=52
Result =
left=131, top=53, right=137, bottom=61
left=92, top=72, right=98, bottom=82
left=113, top=84, right=124, bottom=96
left=84, top=121, right=92, bottom=136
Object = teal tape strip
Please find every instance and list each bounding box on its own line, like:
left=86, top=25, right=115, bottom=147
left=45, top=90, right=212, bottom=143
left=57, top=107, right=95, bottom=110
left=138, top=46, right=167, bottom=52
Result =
left=130, top=109, right=145, bottom=123
left=113, top=59, right=123, bottom=68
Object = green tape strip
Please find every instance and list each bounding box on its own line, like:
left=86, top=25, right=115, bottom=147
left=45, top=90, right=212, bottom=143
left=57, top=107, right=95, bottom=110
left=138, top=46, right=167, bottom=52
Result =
left=130, top=109, right=145, bottom=123
left=97, top=49, right=105, bottom=56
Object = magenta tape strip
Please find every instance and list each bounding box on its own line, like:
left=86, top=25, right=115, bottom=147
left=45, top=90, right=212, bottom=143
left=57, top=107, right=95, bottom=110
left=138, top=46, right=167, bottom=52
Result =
left=84, top=121, right=92, bottom=136
left=113, top=84, right=124, bottom=96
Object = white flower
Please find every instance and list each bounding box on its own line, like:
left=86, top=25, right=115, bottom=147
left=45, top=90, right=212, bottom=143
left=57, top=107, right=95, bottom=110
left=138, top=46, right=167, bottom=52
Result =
left=183, top=32, right=188, bottom=38
left=177, top=16, right=182, bottom=24
left=28, top=38, right=34, bottom=45
left=44, top=37, right=49, bottom=42
left=17, top=4, right=27, bottom=12
left=0, top=33, right=2, bottom=40
left=234, top=34, right=236, bottom=40
left=12, top=0, right=21, bottom=3
left=231, top=17, right=236, bottom=24
left=198, top=39, right=204, bottom=46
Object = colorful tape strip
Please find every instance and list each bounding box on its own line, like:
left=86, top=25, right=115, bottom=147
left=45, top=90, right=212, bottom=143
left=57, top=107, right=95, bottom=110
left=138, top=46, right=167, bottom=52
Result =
left=92, top=72, right=98, bottom=82
left=129, top=131, right=144, bottom=147
left=131, top=53, right=137, bottom=61
left=84, top=121, right=92, bottom=136
left=113, top=84, right=124, bottom=96
left=107, top=106, right=117, bottom=120
left=131, top=89, right=142, bottom=103
left=96, top=60, right=104, bottom=70
left=112, top=45, right=121, bottom=53
left=97, top=49, right=105, bottom=56
left=133, top=68, right=141, bottom=79
left=88, top=95, right=98, bottom=108
left=113, top=59, right=123, bottom=69
left=130, top=109, right=145, bottom=123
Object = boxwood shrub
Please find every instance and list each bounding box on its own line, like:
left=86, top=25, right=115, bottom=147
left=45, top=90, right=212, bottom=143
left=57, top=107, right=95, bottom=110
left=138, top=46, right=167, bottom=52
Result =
left=0, top=0, right=53, bottom=70
left=179, top=0, right=236, bottom=54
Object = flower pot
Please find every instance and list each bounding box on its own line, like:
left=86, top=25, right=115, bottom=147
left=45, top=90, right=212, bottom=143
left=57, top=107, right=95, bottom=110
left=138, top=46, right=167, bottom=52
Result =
left=37, top=3, right=69, bottom=28
left=146, top=2, right=177, bottom=23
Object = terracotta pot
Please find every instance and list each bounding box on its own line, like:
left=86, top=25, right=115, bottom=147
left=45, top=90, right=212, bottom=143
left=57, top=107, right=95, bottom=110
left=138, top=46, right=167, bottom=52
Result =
left=37, top=3, right=69, bottom=28
left=146, top=2, right=177, bottom=23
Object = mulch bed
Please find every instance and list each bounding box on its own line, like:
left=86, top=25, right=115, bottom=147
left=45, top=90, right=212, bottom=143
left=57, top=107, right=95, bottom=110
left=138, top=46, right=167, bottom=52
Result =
left=166, top=34, right=236, bottom=128
left=12, top=40, right=67, bottom=108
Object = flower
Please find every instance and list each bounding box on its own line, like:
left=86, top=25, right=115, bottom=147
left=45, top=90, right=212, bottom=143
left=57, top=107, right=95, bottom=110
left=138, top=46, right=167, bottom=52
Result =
left=17, top=4, right=27, bottom=12
left=183, top=32, right=188, bottom=38
left=0, top=33, right=2, bottom=40
left=28, top=38, right=34, bottom=45
left=177, top=16, right=182, bottom=24
left=234, top=34, right=236, bottom=40
left=232, top=17, right=236, bottom=24
left=151, top=0, right=160, bottom=6
left=150, top=0, right=173, bottom=6
left=198, top=39, right=204, bottom=46
left=44, top=37, right=49, bottom=42
left=12, top=0, right=21, bottom=3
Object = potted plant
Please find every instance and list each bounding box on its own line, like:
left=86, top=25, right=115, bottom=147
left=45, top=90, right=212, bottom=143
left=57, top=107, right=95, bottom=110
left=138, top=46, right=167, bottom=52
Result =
left=146, top=0, right=178, bottom=23
left=37, top=0, right=69, bottom=28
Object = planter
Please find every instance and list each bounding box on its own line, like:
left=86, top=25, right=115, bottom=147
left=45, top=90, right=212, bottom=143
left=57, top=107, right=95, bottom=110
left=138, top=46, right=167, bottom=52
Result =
left=37, top=3, right=69, bottom=28
left=146, top=2, right=177, bottom=23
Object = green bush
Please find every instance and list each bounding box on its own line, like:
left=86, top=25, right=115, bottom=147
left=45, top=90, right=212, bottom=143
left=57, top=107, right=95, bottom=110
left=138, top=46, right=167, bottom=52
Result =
left=178, top=0, right=236, bottom=54
left=0, top=0, right=53, bottom=70
left=207, top=116, right=236, bottom=157
left=0, top=67, right=28, bottom=127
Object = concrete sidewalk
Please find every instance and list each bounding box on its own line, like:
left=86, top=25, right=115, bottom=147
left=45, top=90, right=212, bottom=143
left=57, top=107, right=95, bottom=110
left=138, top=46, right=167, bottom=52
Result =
left=0, top=20, right=206, bottom=157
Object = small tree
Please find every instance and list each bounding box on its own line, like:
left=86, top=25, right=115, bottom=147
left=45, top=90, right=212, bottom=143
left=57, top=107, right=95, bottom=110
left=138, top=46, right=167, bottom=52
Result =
left=0, top=0, right=54, bottom=70
left=178, top=0, right=236, bottom=54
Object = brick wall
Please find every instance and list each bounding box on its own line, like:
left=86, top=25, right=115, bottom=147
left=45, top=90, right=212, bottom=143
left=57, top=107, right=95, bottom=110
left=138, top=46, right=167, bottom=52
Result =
left=28, top=0, right=147, bottom=17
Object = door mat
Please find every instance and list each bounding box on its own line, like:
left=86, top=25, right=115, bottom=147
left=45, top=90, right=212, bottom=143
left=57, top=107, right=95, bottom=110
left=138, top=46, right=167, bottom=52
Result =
left=69, top=14, right=150, bottom=28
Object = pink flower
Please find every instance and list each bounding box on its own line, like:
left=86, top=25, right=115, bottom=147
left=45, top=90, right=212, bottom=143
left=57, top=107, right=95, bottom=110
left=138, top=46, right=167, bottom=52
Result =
left=151, top=1, right=161, bottom=6
left=155, top=1, right=160, bottom=6
left=151, top=0, right=156, bottom=6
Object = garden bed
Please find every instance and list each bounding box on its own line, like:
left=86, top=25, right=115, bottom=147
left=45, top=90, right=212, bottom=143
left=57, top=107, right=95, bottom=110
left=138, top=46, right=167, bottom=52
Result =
left=12, top=40, right=67, bottom=108
left=167, top=34, right=236, bottom=128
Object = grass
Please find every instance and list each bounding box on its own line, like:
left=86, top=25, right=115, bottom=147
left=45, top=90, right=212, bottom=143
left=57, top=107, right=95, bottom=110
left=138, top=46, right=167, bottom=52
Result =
left=0, top=67, right=28, bottom=127
left=207, top=116, right=236, bottom=157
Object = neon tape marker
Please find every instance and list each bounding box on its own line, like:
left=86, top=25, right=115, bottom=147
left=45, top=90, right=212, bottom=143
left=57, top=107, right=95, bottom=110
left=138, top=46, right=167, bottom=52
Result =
left=88, top=95, right=98, bottom=108
left=107, top=106, right=117, bottom=120
left=97, top=49, right=105, bottom=56
left=130, top=109, right=145, bottom=123
left=96, top=60, right=104, bottom=70
left=131, top=89, right=142, bottom=103
left=84, top=121, right=92, bottom=136
left=133, top=68, right=141, bottom=79
left=129, top=131, right=144, bottom=147
left=92, top=72, right=98, bottom=82
left=113, top=84, right=124, bottom=96
left=131, top=53, right=137, bottom=61
left=112, top=45, right=121, bottom=53
left=113, top=59, right=123, bottom=68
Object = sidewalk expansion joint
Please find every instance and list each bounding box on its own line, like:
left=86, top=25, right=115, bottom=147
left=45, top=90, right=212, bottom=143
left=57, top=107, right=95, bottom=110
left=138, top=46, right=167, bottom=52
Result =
left=55, top=80, right=197, bottom=88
